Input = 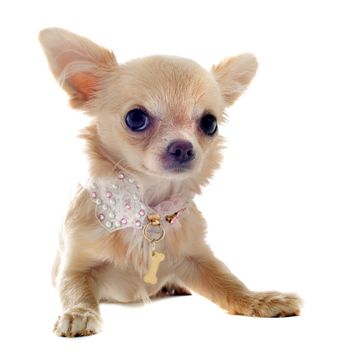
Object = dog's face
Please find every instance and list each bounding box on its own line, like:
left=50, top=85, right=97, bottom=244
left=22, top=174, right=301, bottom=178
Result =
left=98, top=56, right=225, bottom=180
left=40, top=28, right=257, bottom=185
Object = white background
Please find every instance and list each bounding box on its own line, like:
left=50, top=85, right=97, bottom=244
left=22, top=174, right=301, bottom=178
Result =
left=0, top=0, right=349, bottom=349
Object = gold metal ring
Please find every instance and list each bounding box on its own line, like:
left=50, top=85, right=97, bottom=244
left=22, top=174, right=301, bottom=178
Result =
left=143, top=222, right=165, bottom=243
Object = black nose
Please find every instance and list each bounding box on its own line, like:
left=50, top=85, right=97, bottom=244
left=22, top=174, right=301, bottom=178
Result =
left=167, top=140, right=195, bottom=164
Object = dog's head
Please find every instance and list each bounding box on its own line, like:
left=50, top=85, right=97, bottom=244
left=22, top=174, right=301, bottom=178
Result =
left=39, top=28, right=257, bottom=190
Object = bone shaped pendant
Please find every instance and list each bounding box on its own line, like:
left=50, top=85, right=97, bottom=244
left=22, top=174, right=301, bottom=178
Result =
left=143, top=251, right=165, bottom=285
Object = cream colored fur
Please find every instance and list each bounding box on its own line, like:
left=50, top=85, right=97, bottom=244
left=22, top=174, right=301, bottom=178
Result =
left=39, top=28, right=301, bottom=337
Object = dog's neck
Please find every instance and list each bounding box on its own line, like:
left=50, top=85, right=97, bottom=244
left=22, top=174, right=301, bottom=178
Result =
left=84, top=157, right=196, bottom=208
left=133, top=173, right=195, bottom=208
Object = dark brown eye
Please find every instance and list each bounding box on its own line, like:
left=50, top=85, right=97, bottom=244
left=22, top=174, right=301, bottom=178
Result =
left=125, top=109, right=150, bottom=132
left=200, top=114, right=217, bottom=136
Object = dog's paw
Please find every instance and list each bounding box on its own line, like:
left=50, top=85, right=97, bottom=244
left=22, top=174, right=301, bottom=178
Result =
left=247, top=291, right=302, bottom=317
left=53, top=308, right=102, bottom=337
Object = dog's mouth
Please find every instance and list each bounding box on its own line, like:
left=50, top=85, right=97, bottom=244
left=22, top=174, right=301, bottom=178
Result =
left=141, top=162, right=194, bottom=179
left=163, top=163, right=192, bottom=173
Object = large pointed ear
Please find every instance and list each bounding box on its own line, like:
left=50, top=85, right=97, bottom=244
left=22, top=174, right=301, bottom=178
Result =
left=211, top=54, right=258, bottom=107
left=39, top=28, right=117, bottom=108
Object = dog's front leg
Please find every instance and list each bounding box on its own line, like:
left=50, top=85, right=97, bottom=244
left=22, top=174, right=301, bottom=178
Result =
left=53, top=269, right=101, bottom=337
left=176, top=249, right=301, bottom=317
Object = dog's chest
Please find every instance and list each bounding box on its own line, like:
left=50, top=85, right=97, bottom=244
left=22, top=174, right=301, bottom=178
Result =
left=93, top=228, right=176, bottom=302
left=98, top=226, right=170, bottom=276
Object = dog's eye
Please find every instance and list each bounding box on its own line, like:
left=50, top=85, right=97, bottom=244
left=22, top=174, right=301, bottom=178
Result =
left=199, top=114, right=217, bottom=136
left=125, top=109, right=150, bottom=132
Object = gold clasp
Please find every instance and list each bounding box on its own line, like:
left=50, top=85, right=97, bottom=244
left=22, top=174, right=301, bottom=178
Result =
left=147, top=213, right=161, bottom=226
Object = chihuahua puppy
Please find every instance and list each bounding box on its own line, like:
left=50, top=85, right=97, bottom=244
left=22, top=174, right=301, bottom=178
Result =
left=39, top=28, right=301, bottom=337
